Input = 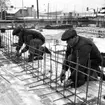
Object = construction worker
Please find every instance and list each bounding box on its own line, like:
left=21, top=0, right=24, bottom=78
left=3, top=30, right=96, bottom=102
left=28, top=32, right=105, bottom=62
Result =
left=12, top=26, right=51, bottom=62
left=60, top=28, right=105, bottom=88
left=28, top=38, right=51, bottom=62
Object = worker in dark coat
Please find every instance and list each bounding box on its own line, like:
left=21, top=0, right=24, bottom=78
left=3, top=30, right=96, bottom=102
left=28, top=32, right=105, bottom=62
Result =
left=101, top=52, right=105, bottom=67
left=60, top=28, right=105, bottom=88
left=12, top=26, right=51, bottom=62
left=28, top=38, right=51, bottom=62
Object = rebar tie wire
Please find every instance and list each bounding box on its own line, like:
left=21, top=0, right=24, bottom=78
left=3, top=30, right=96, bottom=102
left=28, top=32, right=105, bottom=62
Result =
left=97, top=59, right=104, bottom=105
left=29, top=76, right=60, bottom=88
left=28, top=73, right=85, bottom=103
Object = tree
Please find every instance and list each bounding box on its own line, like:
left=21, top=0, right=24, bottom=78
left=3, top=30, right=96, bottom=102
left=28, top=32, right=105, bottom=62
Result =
left=2, top=10, right=7, bottom=20
left=0, top=0, right=10, bottom=19
left=0, top=0, right=10, bottom=10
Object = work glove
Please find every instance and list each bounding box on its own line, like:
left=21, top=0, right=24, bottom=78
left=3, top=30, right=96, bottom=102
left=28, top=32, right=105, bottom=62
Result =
left=60, top=70, right=66, bottom=83
left=64, top=79, right=74, bottom=88
left=16, top=51, right=22, bottom=57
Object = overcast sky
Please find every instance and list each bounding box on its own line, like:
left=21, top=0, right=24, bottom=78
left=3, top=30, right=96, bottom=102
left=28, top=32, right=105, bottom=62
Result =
left=10, top=0, right=105, bottom=13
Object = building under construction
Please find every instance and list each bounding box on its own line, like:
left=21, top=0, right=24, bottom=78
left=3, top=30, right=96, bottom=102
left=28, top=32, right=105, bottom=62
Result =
left=0, top=21, right=105, bottom=105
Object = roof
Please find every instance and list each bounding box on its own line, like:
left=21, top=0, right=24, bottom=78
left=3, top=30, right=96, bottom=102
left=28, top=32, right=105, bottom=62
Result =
left=7, top=8, right=27, bottom=14
left=17, top=16, right=35, bottom=20
left=7, top=8, right=19, bottom=14
left=45, top=11, right=63, bottom=15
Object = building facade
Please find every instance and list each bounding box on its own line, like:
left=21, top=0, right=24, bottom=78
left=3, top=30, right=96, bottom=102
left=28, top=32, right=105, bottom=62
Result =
left=14, top=6, right=36, bottom=19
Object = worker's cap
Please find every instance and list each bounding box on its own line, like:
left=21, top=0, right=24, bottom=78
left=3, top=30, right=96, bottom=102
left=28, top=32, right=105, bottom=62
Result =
left=12, top=26, right=23, bottom=36
left=61, top=29, right=77, bottom=41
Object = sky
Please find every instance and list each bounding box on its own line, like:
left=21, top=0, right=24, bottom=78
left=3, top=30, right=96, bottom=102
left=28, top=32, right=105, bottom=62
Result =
left=10, top=0, right=105, bottom=13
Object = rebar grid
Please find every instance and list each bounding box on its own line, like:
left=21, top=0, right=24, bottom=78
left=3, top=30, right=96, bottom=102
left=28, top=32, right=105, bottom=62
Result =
left=0, top=28, right=105, bottom=105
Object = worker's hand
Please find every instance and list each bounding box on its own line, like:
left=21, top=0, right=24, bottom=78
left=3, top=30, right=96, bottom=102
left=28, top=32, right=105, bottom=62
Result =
left=60, top=70, right=66, bottom=83
left=64, top=79, right=74, bottom=88
left=16, top=51, right=22, bottom=57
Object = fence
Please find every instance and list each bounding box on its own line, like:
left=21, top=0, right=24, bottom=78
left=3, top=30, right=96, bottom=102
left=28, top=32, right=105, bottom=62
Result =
left=0, top=27, right=105, bottom=105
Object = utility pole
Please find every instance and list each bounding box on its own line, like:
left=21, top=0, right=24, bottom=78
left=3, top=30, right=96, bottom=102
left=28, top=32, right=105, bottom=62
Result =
left=22, top=0, right=25, bottom=27
left=47, top=3, right=49, bottom=19
left=0, top=1, right=4, bottom=20
left=22, top=0, right=24, bottom=17
left=36, top=0, right=39, bottom=19
left=0, top=5, right=2, bottom=20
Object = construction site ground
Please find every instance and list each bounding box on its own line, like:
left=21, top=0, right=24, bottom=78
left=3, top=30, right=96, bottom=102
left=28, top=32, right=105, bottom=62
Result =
left=1, top=26, right=105, bottom=105
left=0, top=49, right=105, bottom=105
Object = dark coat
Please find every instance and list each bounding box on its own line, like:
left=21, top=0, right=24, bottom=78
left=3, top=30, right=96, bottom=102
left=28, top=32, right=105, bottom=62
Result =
left=62, top=36, right=102, bottom=81
left=13, top=27, right=45, bottom=53
left=33, top=46, right=51, bottom=56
